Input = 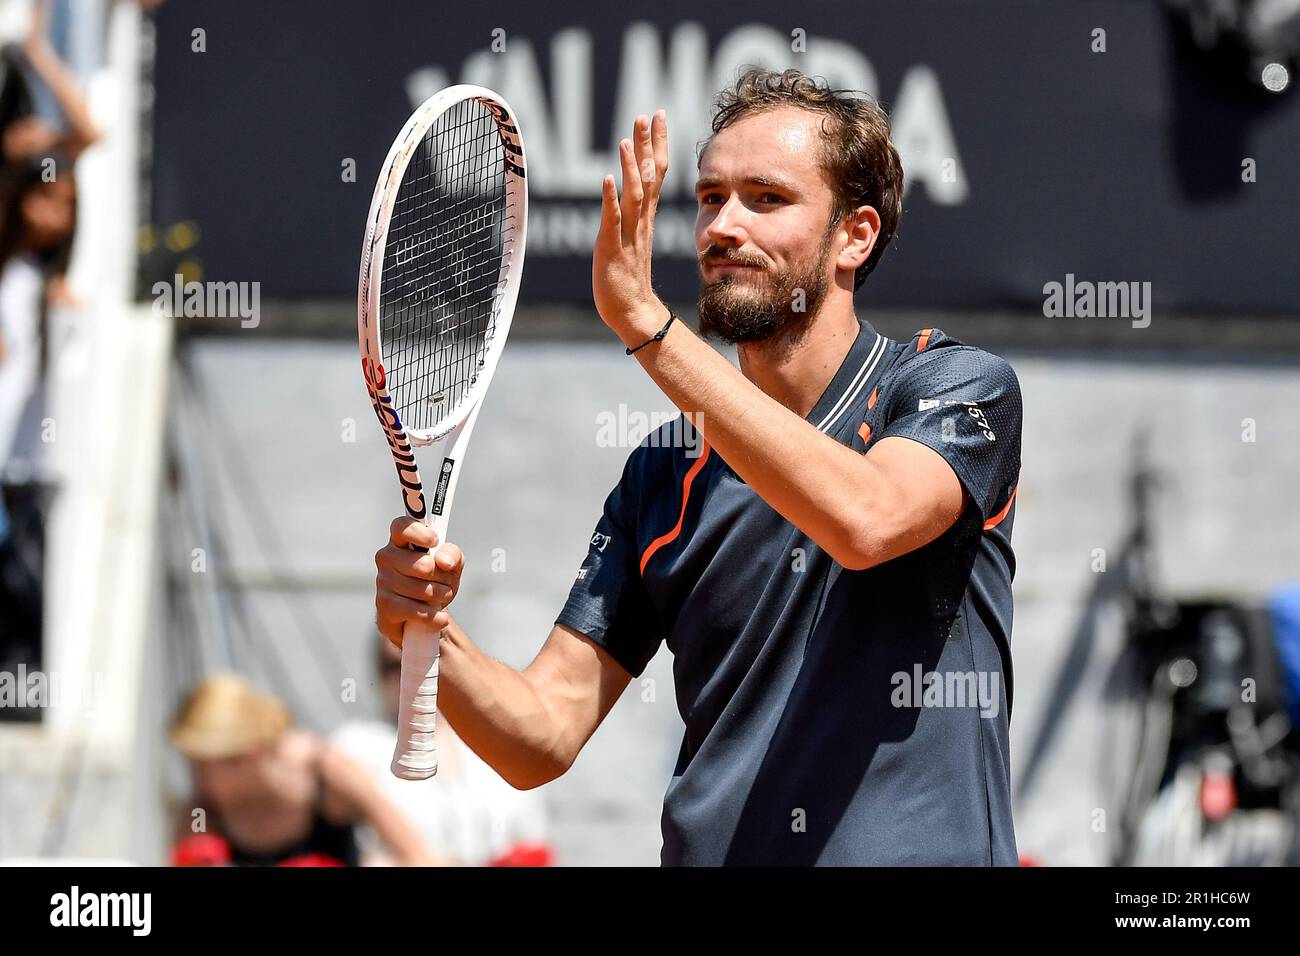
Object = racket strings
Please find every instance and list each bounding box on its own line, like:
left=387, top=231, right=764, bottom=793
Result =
left=381, top=98, right=519, bottom=433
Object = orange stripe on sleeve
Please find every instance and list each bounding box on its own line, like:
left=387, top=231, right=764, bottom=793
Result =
left=916, top=329, right=933, bottom=351
left=867, top=387, right=879, bottom=410
left=983, top=484, right=1018, bottom=531
left=639, top=443, right=713, bottom=575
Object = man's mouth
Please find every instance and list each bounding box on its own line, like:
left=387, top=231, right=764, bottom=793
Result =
left=705, top=259, right=762, bottom=272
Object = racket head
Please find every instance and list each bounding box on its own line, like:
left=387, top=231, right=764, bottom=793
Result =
left=358, top=85, right=527, bottom=465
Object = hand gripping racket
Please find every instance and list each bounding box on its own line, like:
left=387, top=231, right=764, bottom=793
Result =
left=357, top=86, right=526, bottom=780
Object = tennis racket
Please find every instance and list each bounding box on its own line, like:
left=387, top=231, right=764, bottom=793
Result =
left=357, top=85, right=527, bottom=780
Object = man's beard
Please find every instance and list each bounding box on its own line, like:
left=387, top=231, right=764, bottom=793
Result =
left=697, top=229, right=835, bottom=345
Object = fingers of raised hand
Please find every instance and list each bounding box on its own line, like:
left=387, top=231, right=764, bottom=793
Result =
left=651, top=109, right=669, bottom=180
left=632, top=111, right=669, bottom=211
left=597, top=174, right=621, bottom=248
left=636, top=111, right=667, bottom=185
left=635, top=114, right=657, bottom=187
left=602, top=112, right=669, bottom=249
left=618, top=137, right=644, bottom=238
left=388, top=516, right=437, bottom=551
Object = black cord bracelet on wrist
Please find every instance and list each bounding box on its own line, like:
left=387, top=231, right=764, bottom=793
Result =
left=625, top=309, right=678, bottom=355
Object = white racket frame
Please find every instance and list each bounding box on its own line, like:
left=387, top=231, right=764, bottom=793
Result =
left=357, top=84, right=527, bottom=780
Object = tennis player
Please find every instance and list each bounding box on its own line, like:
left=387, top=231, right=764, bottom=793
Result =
left=374, top=67, right=1022, bottom=865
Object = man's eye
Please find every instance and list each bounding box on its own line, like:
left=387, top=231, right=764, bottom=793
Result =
left=759, top=193, right=784, bottom=204
left=699, top=193, right=721, bottom=205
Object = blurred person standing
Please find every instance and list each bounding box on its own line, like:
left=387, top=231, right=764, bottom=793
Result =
left=331, top=633, right=552, bottom=866
left=0, top=150, right=74, bottom=463
left=0, top=150, right=74, bottom=685
left=0, top=0, right=101, bottom=167
left=0, top=0, right=102, bottom=681
left=170, top=673, right=440, bottom=867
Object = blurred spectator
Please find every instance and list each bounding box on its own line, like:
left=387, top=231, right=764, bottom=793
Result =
left=170, top=672, right=442, bottom=867
left=0, top=0, right=100, bottom=707
left=0, top=150, right=73, bottom=696
left=332, top=633, right=553, bottom=866
left=0, top=0, right=101, bottom=166
left=0, top=149, right=76, bottom=393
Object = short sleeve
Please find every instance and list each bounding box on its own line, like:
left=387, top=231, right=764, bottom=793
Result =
left=875, top=345, right=1022, bottom=520
left=555, top=451, right=664, bottom=678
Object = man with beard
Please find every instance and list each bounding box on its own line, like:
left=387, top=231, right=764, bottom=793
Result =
left=373, top=68, right=1023, bottom=865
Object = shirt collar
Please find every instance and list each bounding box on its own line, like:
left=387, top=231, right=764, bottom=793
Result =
left=806, top=316, right=887, bottom=433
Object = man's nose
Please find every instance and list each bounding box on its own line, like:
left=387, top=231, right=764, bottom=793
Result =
left=705, top=194, right=748, bottom=245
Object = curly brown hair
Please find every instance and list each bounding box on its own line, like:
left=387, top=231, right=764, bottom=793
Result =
left=702, top=67, right=903, bottom=290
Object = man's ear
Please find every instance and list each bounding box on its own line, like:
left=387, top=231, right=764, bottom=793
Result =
left=838, top=204, right=881, bottom=277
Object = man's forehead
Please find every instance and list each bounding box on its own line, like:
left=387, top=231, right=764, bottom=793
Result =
left=697, top=107, right=825, bottom=184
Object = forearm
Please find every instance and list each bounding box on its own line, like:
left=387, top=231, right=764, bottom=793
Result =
left=436, top=617, right=568, bottom=789
left=25, top=44, right=101, bottom=153
left=624, top=305, right=894, bottom=568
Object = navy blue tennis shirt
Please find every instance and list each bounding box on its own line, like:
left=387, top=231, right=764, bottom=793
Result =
left=556, top=319, right=1022, bottom=865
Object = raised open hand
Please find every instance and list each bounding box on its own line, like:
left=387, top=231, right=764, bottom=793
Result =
left=592, top=109, right=672, bottom=346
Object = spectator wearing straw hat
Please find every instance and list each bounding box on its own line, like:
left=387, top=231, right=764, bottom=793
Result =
left=170, top=673, right=442, bottom=866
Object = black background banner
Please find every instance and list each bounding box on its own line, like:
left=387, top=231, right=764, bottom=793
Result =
left=149, top=0, right=1299, bottom=313
left=6, top=865, right=1285, bottom=941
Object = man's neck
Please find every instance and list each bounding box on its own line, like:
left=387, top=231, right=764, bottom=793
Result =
left=735, top=306, right=861, bottom=419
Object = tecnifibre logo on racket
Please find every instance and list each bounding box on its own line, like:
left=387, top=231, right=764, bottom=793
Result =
left=432, top=459, right=455, bottom=515
left=362, top=358, right=426, bottom=520
left=481, top=99, right=525, bottom=178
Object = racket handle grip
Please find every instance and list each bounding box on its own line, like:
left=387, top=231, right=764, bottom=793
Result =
left=391, top=620, right=441, bottom=780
